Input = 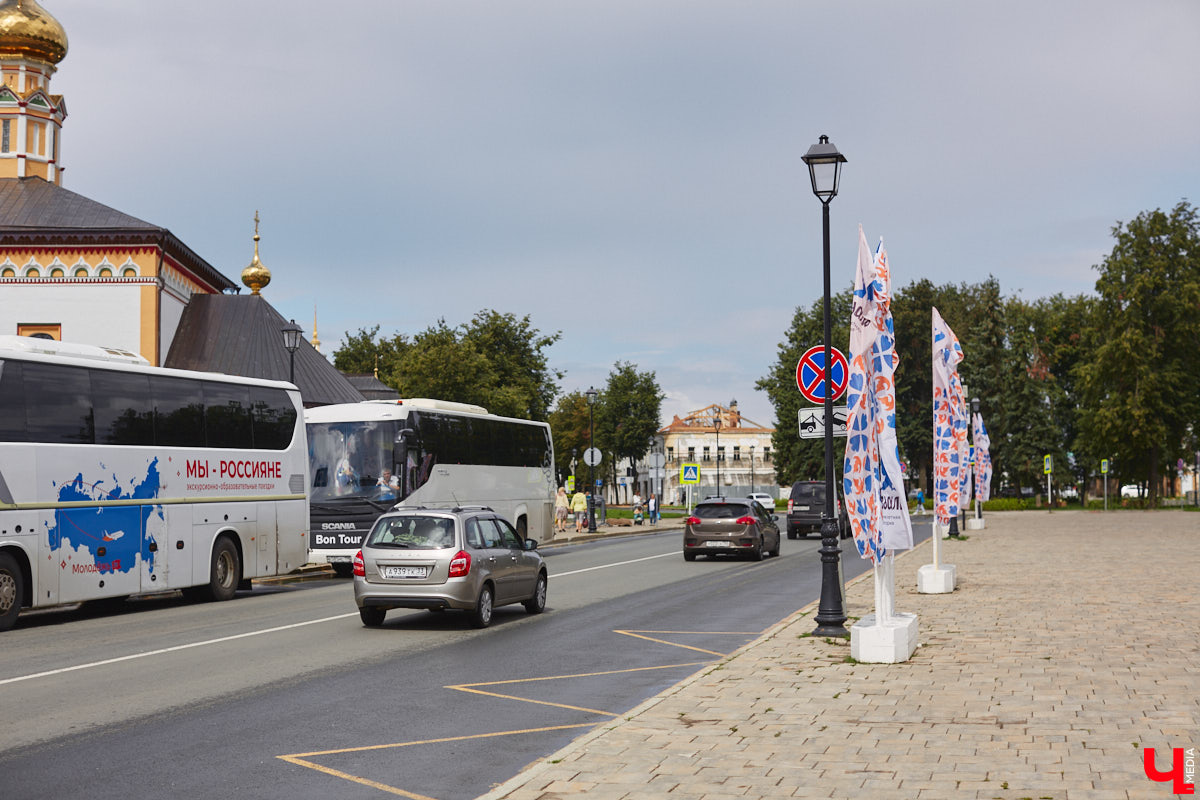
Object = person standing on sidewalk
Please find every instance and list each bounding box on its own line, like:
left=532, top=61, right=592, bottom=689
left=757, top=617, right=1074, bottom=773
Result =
left=554, top=486, right=570, bottom=533
left=571, top=488, right=588, bottom=532
left=648, top=493, right=658, bottom=524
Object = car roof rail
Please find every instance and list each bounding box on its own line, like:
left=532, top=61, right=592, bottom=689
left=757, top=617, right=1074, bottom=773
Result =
left=451, top=505, right=494, bottom=513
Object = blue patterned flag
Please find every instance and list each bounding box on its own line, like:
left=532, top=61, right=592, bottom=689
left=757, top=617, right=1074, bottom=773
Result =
left=932, top=307, right=967, bottom=526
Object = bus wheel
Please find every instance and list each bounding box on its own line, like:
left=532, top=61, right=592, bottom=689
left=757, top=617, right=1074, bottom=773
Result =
left=205, top=537, right=241, bottom=602
left=0, top=552, right=22, bottom=631
left=331, top=563, right=353, bottom=579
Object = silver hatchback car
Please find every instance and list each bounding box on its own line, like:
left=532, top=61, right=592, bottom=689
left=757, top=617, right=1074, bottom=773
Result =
left=353, top=506, right=547, bottom=628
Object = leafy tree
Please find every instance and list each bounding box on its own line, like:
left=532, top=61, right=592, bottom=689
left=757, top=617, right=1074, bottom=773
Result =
left=1076, top=200, right=1200, bottom=504
left=332, top=325, right=410, bottom=387
left=460, top=310, right=563, bottom=420
left=595, top=362, right=664, bottom=502
left=395, top=319, right=495, bottom=408
left=548, top=391, right=592, bottom=487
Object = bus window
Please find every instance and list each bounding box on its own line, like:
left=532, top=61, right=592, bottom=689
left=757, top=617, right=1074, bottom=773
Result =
left=24, top=362, right=94, bottom=444
left=91, top=370, right=153, bottom=445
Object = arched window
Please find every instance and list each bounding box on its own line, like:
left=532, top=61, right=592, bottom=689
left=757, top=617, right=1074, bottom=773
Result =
left=24, top=266, right=40, bottom=278
left=97, top=267, right=113, bottom=277
left=74, top=266, right=89, bottom=277
left=1, top=267, right=14, bottom=278
left=121, top=266, right=137, bottom=277
left=50, top=267, right=64, bottom=278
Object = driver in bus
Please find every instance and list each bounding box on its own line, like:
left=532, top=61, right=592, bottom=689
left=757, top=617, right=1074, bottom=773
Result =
left=377, top=469, right=399, bottom=500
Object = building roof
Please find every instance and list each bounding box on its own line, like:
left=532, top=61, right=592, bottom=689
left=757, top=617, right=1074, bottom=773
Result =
left=660, top=402, right=774, bottom=434
left=343, top=373, right=401, bottom=401
left=0, top=177, right=237, bottom=292
left=164, top=294, right=365, bottom=407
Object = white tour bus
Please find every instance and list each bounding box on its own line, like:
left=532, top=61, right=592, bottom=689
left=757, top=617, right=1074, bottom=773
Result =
left=305, top=399, right=554, bottom=574
left=0, top=335, right=309, bottom=631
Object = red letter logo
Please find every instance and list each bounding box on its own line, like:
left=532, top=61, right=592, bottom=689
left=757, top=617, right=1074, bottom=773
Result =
left=1144, top=748, right=1195, bottom=794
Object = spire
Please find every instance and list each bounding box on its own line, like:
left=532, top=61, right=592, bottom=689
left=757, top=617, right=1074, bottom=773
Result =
left=240, top=210, right=271, bottom=295
left=311, top=304, right=321, bottom=353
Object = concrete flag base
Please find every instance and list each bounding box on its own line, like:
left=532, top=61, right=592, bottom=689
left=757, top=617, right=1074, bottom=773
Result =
left=917, top=562, right=957, bottom=593
left=851, top=612, right=919, bottom=663
left=965, top=518, right=985, bottom=530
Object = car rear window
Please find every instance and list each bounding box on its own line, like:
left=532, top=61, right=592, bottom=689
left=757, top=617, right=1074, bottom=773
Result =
left=791, top=483, right=824, bottom=501
left=695, top=503, right=752, bottom=519
left=367, top=515, right=456, bottom=549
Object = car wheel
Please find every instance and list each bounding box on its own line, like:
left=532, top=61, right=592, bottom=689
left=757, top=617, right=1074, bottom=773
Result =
left=523, top=572, right=547, bottom=614
left=683, top=551, right=696, bottom=562
left=750, top=538, right=765, bottom=561
left=769, top=535, right=780, bottom=558
left=787, top=531, right=796, bottom=540
left=359, top=606, right=386, bottom=627
left=471, top=583, right=494, bottom=628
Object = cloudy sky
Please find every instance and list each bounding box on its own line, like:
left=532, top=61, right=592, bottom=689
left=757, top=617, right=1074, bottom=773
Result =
left=48, top=1, right=1199, bottom=428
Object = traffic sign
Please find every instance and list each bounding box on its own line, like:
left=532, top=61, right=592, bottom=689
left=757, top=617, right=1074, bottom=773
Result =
left=1100, top=459, right=1108, bottom=475
left=583, top=447, right=602, bottom=467
left=566, top=476, right=575, bottom=491
left=798, top=406, right=848, bottom=439
left=796, top=345, right=848, bottom=404
left=647, top=452, right=666, bottom=469
left=680, top=463, right=701, bottom=484
left=1043, top=454, right=1052, bottom=474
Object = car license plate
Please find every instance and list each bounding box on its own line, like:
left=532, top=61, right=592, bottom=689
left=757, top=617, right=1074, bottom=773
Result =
left=795, top=505, right=809, bottom=511
left=327, top=556, right=351, bottom=564
left=382, top=566, right=429, bottom=579
left=705, top=541, right=726, bottom=548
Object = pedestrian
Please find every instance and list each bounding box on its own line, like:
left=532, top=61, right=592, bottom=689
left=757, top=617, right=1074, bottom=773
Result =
left=915, top=487, right=925, bottom=515
left=648, top=493, right=658, bottom=524
left=571, top=488, right=588, bottom=532
left=554, top=486, right=570, bottom=533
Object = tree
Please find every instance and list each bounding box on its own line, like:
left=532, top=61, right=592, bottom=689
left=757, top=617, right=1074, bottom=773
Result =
left=548, top=391, right=592, bottom=487
left=595, top=362, right=665, bottom=503
left=1076, top=200, right=1200, bottom=504
left=460, top=310, right=563, bottom=420
left=332, top=325, right=410, bottom=387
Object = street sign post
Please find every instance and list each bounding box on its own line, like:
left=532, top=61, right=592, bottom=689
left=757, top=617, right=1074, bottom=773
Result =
left=798, top=405, right=848, bottom=439
left=1101, top=458, right=1109, bottom=511
left=796, top=345, right=848, bottom=404
left=583, top=447, right=602, bottom=467
left=1044, top=454, right=1052, bottom=508
left=679, top=463, right=700, bottom=484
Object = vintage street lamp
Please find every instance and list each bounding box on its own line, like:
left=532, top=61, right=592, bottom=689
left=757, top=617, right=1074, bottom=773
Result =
left=802, top=134, right=848, bottom=638
left=714, top=413, right=722, bottom=496
left=586, top=387, right=598, bottom=532
left=749, top=444, right=756, bottom=495
left=281, top=319, right=303, bottom=384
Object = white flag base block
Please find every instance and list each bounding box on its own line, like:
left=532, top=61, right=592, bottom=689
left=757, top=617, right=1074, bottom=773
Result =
left=965, top=518, right=985, bottom=530
left=851, top=612, right=919, bottom=663
left=917, top=563, right=957, bottom=593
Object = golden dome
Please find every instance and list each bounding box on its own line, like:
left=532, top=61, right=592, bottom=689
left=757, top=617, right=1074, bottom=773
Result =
left=240, top=211, right=271, bottom=295
left=0, top=0, right=68, bottom=65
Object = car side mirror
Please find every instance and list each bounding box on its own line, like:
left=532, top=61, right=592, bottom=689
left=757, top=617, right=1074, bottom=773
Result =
left=524, top=539, right=538, bottom=551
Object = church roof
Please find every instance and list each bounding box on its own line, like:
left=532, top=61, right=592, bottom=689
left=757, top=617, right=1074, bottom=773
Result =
left=0, top=177, right=237, bottom=292
left=164, top=294, right=365, bottom=407
left=343, top=373, right=401, bottom=401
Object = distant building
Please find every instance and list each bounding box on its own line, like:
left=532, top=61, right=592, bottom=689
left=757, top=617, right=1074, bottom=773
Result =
left=657, top=400, right=777, bottom=503
left=0, top=1, right=361, bottom=406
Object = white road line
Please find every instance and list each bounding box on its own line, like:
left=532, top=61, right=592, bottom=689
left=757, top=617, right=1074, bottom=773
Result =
left=552, top=551, right=678, bottom=578
left=0, top=612, right=359, bottom=687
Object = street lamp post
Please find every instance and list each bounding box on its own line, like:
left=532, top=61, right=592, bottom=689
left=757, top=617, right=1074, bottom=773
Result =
left=714, top=413, right=722, bottom=496
left=586, top=387, right=598, bottom=532
left=749, top=444, right=756, bottom=495
left=802, top=134, right=849, bottom=639
left=281, top=319, right=303, bottom=384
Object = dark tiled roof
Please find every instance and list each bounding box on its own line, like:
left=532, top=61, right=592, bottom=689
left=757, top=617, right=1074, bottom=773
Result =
left=164, top=295, right=365, bottom=407
left=0, top=177, right=237, bottom=292
left=343, top=373, right=401, bottom=401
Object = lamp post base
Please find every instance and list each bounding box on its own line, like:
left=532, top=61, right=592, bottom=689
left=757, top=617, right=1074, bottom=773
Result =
left=812, top=517, right=848, bottom=638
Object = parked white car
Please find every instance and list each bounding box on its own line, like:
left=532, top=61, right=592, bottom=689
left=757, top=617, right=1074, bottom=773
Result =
left=1120, top=484, right=1141, bottom=498
left=748, top=492, right=776, bottom=511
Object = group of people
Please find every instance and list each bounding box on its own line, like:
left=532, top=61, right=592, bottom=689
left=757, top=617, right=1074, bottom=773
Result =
left=553, top=487, right=660, bottom=534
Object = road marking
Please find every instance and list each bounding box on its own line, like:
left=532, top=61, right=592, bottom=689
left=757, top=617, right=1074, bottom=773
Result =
left=552, top=550, right=678, bottom=578
left=0, top=612, right=359, bottom=686
left=614, top=629, right=760, bottom=657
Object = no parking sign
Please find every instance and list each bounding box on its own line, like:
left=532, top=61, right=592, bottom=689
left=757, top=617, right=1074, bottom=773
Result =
left=796, top=345, right=848, bottom=404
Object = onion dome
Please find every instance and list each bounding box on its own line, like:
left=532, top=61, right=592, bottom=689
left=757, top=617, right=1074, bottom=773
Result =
left=241, top=212, right=271, bottom=295
left=0, top=0, right=68, bottom=65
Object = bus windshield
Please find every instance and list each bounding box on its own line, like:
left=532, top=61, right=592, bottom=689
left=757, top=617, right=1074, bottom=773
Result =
left=308, top=420, right=401, bottom=503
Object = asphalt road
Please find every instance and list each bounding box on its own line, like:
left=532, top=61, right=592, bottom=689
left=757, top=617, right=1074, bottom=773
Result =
left=0, top=519, right=932, bottom=800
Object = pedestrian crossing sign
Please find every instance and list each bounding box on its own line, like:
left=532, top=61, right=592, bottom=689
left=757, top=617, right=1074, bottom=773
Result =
left=680, top=463, right=701, bottom=484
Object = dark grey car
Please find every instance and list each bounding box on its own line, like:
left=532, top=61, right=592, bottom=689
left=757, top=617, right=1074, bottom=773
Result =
left=786, top=480, right=850, bottom=539
left=683, top=498, right=781, bottom=561
left=353, top=506, right=547, bottom=628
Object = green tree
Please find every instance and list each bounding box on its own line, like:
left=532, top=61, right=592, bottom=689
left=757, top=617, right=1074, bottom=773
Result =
left=332, top=325, right=410, bottom=387
left=548, top=391, right=592, bottom=487
left=395, top=319, right=494, bottom=407
left=595, top=362, right=664, bottom=501
left=461, top=310, right=563, bottom=420
left=1076, top=200, right=1200, bottom=503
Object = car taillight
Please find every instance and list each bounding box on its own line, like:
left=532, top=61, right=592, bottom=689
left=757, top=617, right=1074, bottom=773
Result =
left=787, top=499, right=793, bottom=513
left=684, top=516, right=701, bottom=526
left=735, top=515, right=757, bottom=525
left=352, top=550, right=365, bottom=577
left=448, top=550, right=471, bottom=578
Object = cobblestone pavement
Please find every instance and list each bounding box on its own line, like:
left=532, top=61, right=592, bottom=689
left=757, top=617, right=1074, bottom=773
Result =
left=480, top=510, right=1199, bottom=800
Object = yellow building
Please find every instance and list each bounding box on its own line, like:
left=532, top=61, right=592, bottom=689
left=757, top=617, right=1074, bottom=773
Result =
left=658, top=400, right=778, bottom=503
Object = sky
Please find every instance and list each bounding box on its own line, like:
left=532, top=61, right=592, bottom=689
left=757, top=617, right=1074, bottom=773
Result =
left=46, top=1, right=1200, bottom=429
